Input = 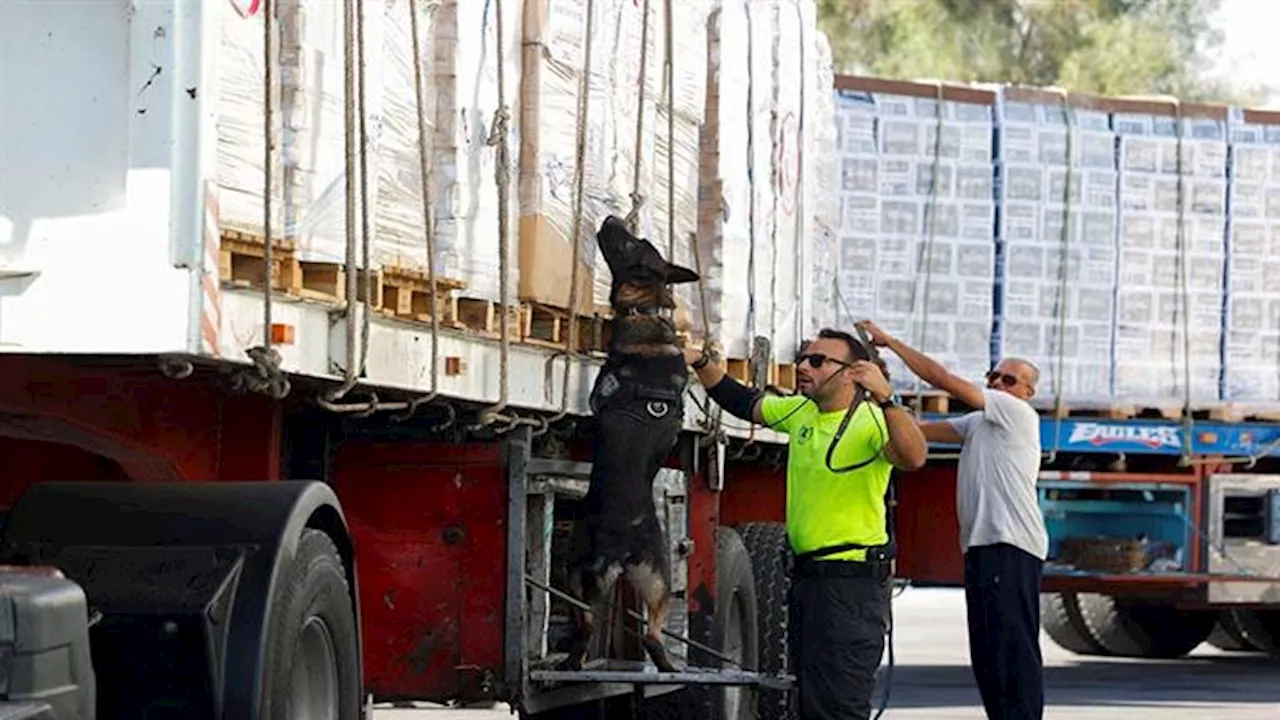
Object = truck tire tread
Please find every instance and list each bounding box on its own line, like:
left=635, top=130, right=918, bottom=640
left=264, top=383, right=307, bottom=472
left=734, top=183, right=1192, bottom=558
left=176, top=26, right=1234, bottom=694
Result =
left=1039, top=592, right=1109, bottom=656
left=264, top=528, right=362, bottom=720
left=734, top=522, right=792, bottom=720
left=1076, top=594, right=1214, bottom=659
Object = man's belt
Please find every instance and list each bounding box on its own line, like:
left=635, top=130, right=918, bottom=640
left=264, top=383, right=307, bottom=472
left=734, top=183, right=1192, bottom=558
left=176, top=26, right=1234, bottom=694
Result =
left=794, top=539, right=897, bottom=564
left=790, top=558, right=892, bottom=580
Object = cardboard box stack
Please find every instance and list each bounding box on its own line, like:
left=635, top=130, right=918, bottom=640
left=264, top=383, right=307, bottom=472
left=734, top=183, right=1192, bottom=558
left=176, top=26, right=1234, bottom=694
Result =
left=1222, top=109, right=1280, bottom=406
left=992, top=90, right=1119, bottom=405
left=214, top=0, right=526, bottom=302
left=693, top=0, right=829, bottom=363
left=1112, top=105, right=1228, bottom=404
left=832, top=79, right=998, bottom=390
left=216, top=0, right=353, bottom=261
left=518, top=0, right=719, bottom=319
left=431, top=0, right=525, bottom=301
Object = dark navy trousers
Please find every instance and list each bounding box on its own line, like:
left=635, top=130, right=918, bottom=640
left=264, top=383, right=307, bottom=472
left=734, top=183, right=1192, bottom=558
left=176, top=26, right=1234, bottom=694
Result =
left=963, top=542, right=1045, bottom=720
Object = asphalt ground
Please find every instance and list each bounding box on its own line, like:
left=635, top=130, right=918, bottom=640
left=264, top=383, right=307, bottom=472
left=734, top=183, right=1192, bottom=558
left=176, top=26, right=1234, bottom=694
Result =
left=373, top=587, right=1280, bottom=719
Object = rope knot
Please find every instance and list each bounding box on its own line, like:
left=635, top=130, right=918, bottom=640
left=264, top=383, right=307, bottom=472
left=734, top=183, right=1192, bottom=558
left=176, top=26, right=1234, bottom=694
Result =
left=625, top=192, right=646, bottom=233
left=487, top=107, right=511, bottom=147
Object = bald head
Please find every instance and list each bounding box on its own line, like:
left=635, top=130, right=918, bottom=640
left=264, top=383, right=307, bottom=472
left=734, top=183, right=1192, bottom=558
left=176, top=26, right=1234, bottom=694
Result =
left=1004, top=357, right=1040, bottom=388
left=988, top=357, right=1039, bottom=400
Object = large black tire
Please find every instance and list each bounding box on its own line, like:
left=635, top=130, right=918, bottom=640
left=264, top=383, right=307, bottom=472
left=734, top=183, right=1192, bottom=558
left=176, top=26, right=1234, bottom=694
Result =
left=642, top=527, right=760, bottom=720
left=1231, top=609, right=1280, bottom=656
left=1075, top=594, right=1216, bottom=659
left=711, top=527, right=761, bottom=720
left=1039, top=592, right=1109, bottom=656
left=261, top=528, right=362, bottom=720
left=734, top=522, right=793, bottom=720
left=1208, top=609, right=1262, bottom=652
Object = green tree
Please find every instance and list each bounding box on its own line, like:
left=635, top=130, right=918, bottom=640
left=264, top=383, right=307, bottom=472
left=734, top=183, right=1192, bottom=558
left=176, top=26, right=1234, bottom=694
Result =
left=817, top=0, right=1268, bottom=104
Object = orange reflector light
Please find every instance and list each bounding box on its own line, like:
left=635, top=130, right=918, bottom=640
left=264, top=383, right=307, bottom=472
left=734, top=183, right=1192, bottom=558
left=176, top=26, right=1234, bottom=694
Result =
left=270, top=323, right=295, bottom=345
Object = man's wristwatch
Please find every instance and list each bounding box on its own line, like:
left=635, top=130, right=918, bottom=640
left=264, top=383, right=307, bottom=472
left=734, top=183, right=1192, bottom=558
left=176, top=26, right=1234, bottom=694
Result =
left=877, top=391, right=903, bottom=411
left=691, top=347, right=715, bottom=370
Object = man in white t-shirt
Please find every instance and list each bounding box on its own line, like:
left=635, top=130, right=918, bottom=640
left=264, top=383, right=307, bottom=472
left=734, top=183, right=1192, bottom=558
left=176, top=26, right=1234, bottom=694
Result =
left=857, top=320, right=1047, bottom=720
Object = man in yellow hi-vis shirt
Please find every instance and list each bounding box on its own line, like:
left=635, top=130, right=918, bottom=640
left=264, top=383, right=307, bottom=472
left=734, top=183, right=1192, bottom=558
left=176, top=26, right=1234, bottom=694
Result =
left=686, top=328, right=927, bottom=720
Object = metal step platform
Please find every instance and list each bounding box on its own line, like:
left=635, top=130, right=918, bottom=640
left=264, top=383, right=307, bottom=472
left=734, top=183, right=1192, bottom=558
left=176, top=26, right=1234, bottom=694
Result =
left=530, top=660, right=793, bottom=691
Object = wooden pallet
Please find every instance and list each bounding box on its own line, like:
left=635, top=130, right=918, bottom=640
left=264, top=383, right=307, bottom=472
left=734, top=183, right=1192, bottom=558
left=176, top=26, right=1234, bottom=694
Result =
left=1204, top=404, right=1280, bottom=423
left=218, top=230, right=298, bottom=292
left=901, top=391, right=951, bottom=414
left=378, top=264, right=466, bottom=321
left=1043, top=403, right=1187, bottom=421
left=723, top=358, right=799, bottom=393
left=520, top=303, right=613, bottom=355
left=218, top=229, right=363, bottom=305
left=447, top=297, right=524, bottom=340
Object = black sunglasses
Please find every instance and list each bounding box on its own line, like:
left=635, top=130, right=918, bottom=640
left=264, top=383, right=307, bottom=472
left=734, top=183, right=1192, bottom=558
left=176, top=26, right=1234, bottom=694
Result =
left=987, top=370, right=1020, bottom=387
left=798, top=353, right=851, bottom=369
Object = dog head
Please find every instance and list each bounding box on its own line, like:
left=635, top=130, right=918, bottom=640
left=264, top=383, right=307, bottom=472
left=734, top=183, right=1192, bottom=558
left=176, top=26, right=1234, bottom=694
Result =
left=596, top=216, right=699, bottom=310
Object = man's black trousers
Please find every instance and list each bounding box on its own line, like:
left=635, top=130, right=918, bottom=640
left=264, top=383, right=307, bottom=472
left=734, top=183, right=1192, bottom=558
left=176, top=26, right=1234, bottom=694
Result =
left=787, top=562, right=890, bottom=720
left=963, top=542, right=1045, bottom=720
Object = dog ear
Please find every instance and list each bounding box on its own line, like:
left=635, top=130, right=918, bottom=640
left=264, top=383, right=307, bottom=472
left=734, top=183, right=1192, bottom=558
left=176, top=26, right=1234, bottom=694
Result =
left=664, top=262, right=699, bottom=285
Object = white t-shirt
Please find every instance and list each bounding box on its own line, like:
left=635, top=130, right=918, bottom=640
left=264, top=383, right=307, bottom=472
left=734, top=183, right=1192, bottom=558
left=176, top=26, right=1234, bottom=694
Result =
left=946, top=388, right=1048, bottom=560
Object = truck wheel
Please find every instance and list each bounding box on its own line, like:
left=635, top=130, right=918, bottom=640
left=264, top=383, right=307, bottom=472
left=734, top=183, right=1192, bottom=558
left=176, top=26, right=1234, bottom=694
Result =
left=1039, top=592, right=1108, bottom=656
left=712, top=526, right=760, bottom=720
left=640, top=527, right=759, bottom=720
left=1231, top=609, right=1280, bottom=656
left=1208, top=610, right=1262, bottom=652
left=1075, top=594, right=1215, bottom=658
left=264, top=528, right=362, bottom=720
left=735, top=522, right=792, bottom=720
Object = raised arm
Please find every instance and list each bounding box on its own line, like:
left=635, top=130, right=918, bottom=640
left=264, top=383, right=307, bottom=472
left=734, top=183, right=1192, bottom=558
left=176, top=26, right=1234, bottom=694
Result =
left=684, top=346, right=766, bottom=425
left=856, top=320, right=987, bottom=410
left=849, top=361, right=927, bottom=471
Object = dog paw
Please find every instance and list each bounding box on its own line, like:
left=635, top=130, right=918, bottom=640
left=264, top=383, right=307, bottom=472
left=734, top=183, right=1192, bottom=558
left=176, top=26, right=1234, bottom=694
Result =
left=642, top=637, right=678, bottom=673
left=558, top=653, right=585, bottom=672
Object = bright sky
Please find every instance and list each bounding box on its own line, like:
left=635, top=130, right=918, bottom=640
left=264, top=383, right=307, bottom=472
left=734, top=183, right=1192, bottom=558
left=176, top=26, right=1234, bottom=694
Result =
left=1208, top=0, right=1280, bottom=107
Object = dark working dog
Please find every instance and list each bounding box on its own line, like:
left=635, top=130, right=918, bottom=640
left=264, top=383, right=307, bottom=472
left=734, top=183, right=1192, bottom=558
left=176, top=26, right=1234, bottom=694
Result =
left=563, top=215, right=700, bottom=673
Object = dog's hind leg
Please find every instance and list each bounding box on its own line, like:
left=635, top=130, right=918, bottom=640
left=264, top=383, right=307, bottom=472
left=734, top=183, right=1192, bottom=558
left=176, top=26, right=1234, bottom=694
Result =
left=625, top=560, right=677, bottom=672
left=562, top=559, right=621, bottom=671
left=561, top=564, right=597, bottom=671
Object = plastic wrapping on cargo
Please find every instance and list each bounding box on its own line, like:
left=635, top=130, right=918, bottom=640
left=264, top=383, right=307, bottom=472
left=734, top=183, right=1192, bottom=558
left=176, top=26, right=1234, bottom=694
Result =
left=432, top=0, right=524, bottom=302
left=215, top=0, right=352, bottom=254
left=833, top=85, right=997, bottom=389
left=215, top=0, right=524, bottom=302
left=1112, top=111, right=1227, bottom=404
left=1222, top=109, right=1280, bottom=406
left=518, top=0, right=678, bottom=314
left=692, top=0, right=822, bottom=362
left=807, top=33, right=841, bottom=338
left=993, top=94, right=1118, bottom=404
left=638, top=1, right=710, bottom=341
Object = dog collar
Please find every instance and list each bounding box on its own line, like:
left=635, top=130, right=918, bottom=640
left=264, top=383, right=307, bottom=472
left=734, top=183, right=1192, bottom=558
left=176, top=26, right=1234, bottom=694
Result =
left=618, top=307, right=664, bottom=316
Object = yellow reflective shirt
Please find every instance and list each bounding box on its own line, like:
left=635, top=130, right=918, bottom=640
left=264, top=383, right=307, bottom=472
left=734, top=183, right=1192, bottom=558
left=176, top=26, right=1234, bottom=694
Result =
left=760, top=394, right=893, bottom=562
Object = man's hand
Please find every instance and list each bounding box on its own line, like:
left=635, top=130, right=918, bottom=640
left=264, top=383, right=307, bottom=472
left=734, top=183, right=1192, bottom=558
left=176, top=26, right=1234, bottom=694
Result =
left=849, top=360, right=893, bottom=403
left=683, top=345, right=705, bottom=367
left=856, top=319, right=894, bottom=348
